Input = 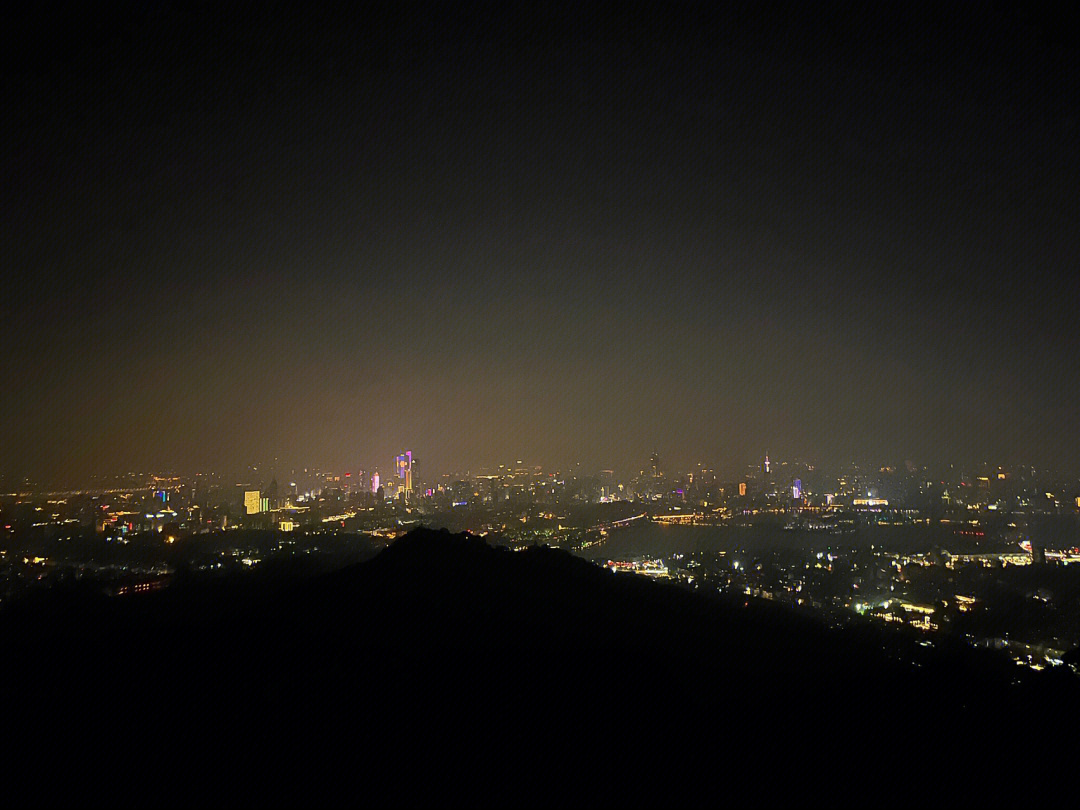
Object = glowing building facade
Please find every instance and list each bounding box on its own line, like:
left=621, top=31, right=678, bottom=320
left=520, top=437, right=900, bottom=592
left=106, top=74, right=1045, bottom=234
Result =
left=395, top=451, right=413, bottom=500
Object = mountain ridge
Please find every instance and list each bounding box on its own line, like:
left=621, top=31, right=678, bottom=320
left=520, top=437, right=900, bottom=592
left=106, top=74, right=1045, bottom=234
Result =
left=2, top=527, right=1075, bottom=805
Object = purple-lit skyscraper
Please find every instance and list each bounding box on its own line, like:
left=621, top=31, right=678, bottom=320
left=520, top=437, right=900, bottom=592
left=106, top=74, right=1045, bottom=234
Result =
left=395, top=451, right=413, bottom=500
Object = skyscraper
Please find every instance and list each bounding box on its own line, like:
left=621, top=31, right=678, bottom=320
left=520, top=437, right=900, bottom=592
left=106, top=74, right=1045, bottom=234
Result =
left=395, top=451, right=413, bottom=500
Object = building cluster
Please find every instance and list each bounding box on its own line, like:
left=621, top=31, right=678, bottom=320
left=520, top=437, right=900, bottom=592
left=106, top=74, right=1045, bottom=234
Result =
left=4, top=452, right=1080, bottom=672
left=660, top=538, right=1080, bottom=671
left=5, top=452, right=1080, bottom=542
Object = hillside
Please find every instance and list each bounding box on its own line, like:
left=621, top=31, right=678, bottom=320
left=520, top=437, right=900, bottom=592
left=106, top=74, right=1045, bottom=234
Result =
left=3, top=528, right=1076, bottom=805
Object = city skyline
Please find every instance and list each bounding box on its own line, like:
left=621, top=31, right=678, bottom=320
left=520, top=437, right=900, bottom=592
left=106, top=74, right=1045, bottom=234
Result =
left=5, top=6, right=1080, bottom=803
left=7, top=446, right=1079, bottom=497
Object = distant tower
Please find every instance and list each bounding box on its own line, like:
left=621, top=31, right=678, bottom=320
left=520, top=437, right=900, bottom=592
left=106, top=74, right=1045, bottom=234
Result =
left=395, top=451, right=413, bottom=500
left=371, top=472, right=380, bottom=494
left=792, top=479, right=802, bottom=500
left=650, top=452, right=661, bottom=478
left=764, top=454, right=770, bottom=475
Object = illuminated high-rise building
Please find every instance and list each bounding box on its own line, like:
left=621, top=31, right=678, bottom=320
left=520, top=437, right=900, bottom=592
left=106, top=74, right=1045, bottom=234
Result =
left=599, top=469, right=616, bottom=500
left=395, top=451, right=413, bottom=499
left=371, top=472, right=380, bottom=494
left=244, top=490, right=262, bottom=515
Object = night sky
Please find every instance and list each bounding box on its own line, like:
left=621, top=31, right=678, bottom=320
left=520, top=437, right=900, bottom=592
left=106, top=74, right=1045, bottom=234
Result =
left=4, top=4, right=1080, bottom=482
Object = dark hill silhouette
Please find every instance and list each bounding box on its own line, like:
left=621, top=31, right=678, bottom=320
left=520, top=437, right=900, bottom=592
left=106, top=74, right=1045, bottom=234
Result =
left=3, top=528, right=1077, bottom=806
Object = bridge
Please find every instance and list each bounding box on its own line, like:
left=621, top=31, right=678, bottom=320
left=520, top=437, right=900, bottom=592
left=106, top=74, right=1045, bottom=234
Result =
left=653, top=513, right=702, bottom=525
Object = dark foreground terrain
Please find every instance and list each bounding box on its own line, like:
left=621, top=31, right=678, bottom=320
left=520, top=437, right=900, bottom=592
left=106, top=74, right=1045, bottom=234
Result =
left=4, top=528, right=1077, bottom=806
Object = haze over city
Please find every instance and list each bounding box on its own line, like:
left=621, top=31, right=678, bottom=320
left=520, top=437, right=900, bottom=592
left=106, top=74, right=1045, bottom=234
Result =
left=5, top=5, right=1080, bottom=483
left=4, top=4, right=1080, bottom=806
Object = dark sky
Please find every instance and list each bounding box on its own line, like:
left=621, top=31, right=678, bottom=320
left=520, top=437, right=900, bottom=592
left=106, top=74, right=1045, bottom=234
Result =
left=4, top=3, right=1080, bottom=481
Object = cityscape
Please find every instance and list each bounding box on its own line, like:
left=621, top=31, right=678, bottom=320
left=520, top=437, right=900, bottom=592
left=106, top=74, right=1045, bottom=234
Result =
left=5, top=3, right=1080, bottom=806
left=6, top=452, right=1080, bottom=673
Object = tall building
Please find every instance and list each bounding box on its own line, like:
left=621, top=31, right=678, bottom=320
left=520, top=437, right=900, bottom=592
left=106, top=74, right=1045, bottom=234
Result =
left=395, top=451, right=413, bottom=500
left=599, top=469, right=616, bottom=500
left=243, top=490, right=261, bottom=515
